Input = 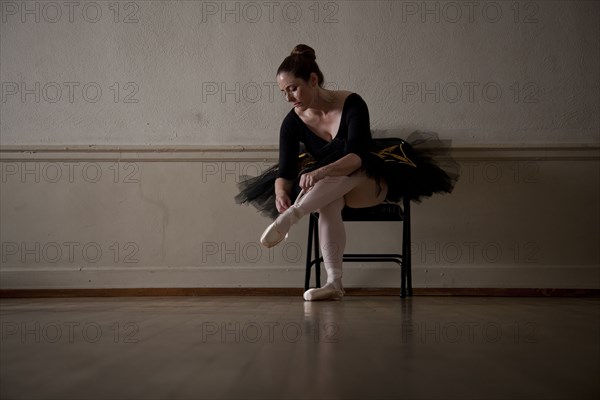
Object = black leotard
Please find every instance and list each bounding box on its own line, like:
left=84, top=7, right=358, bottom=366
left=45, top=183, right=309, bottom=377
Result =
left=235, top=93, right=459, bottom=220
left=277, top=93, right=373, bottom=180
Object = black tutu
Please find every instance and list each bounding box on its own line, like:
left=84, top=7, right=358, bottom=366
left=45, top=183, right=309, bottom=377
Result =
left=235, top=131, right=460, bottom=220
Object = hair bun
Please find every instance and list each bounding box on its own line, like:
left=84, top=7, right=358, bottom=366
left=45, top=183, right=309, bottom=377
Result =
left=277, top=44, right=324, bottom=86
left=291, top=44, right=316, bottom=61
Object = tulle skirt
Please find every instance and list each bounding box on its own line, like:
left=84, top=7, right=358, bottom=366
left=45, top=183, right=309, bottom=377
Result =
left=235, top=131, right=460, bottom=220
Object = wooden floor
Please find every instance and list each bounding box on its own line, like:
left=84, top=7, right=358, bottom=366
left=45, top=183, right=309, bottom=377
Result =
left=1, top=296, right=598, bottom=400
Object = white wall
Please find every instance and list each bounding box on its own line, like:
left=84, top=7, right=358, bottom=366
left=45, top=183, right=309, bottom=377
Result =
left=1, top=1, right=599, bottom=289
left=2, top=0, right=598, bottom=146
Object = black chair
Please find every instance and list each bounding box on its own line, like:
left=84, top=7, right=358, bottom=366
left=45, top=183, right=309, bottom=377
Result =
left=304, top=197, right=413, bottom=298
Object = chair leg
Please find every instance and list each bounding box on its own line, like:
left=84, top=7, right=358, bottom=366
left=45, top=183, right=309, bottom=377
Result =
left=403, top=198, right=412, bottom=297
left=304, top=214, right=315, bottom=292
left=313, top=214, right=321, bottom=288
left=400, top=237, right=406, bottom=299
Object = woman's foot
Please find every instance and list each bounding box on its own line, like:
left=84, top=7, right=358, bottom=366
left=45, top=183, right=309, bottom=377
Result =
left=303, top=282, right=344, bottom=301
left=259, top=220, right=288, bottom=248
left=260, top=206, right=303, bottom=248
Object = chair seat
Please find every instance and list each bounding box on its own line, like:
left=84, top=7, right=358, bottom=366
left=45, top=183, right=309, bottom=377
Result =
left=340, top=203, right=403, bottom=221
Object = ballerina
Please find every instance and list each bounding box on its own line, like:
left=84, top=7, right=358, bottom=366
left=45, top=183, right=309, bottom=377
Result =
left=236, top=44, right=459, bottom=301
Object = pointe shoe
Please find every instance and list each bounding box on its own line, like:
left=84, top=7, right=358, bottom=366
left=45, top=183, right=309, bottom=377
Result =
left=260, top=190, right=306, bottom=248
left=260, top=221, right=289, bottom=248
left=303, top=283, right=344, bottom=301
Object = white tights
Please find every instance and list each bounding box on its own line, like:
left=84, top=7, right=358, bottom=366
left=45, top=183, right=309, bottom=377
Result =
left=275, top=172, right=387, bottom=300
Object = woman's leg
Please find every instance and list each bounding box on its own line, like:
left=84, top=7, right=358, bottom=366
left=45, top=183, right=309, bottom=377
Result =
left=261, top=172, right=387, bottom=247
left=344, top=175, right=388, bottom=209
left=261, top=172, right=388, bottom=247
left=303, top=197, right=346, bottom=300
left=303, top=175, right=388, bottom=301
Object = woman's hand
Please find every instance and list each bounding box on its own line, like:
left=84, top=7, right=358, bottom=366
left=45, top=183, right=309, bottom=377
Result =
left=299, top=154, right=361, bottom=191
left=274, top=178, right=293, bottom=213
left=275, top=191, right=292, bottom=213
left=299, top=169, right=324, bottom=191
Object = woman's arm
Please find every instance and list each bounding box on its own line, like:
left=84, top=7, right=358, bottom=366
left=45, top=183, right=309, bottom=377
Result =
left=300, top=94, right=370, bottom=190
left=318, top=153, right=362, bottom=177
left=275, top=177, right=293, bottom=212
left=275, top=113, right=300, bottom=211
left=299, top=153, right=361, bottom=190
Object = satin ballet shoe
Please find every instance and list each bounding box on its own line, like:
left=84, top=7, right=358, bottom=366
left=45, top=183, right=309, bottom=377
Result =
left=303, top=283, right=345, bottom=301
left=260, top=189, right=307, bottom=248
left=260, top=221, right=289, bottom=248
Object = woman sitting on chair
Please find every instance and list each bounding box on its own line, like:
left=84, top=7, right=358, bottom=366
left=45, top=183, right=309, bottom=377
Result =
left=236, top=44, right=458, bottom=301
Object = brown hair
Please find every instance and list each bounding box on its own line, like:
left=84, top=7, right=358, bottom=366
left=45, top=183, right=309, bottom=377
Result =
left=276, top=44, right=324, bottom=87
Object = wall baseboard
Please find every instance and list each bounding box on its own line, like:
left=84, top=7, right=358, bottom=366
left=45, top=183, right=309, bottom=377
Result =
left=1, top=288, right=598, bottom=298
left=2, top=144, right=598, bottom=291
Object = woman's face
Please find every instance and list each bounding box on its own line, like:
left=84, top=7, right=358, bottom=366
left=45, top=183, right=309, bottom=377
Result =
left=277, top=72, right=317, bottom=110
